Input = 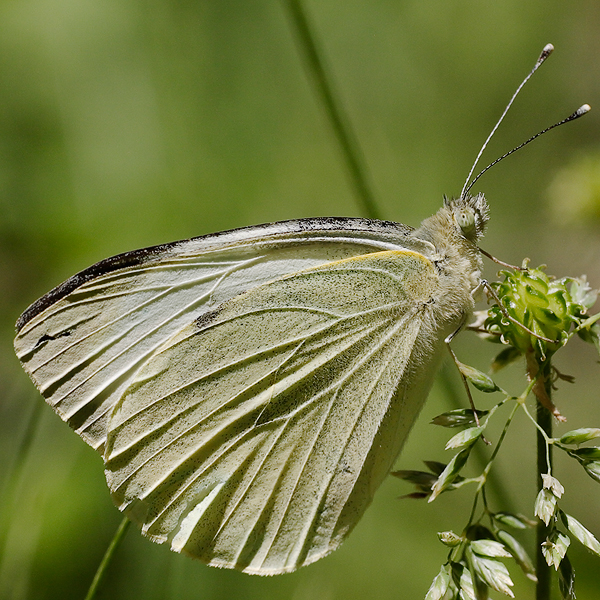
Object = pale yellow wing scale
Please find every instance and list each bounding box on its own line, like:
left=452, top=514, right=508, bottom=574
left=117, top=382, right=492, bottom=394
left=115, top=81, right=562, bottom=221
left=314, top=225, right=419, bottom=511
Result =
left=105, top=250, right=438, bottom=574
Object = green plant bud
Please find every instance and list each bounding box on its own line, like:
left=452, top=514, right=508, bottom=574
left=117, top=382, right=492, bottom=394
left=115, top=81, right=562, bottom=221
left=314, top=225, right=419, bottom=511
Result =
left=456, top=361, right=499, bottom=392
left=568, top=276, right=597, bottom=310
left=570, top=447, right=600, bottom=460
left=470, top=539, right=511, bottom=558
left=390, top=469, right=437, bottom=487
left=493, top=512, right=536, bottom=530
left=445, top=426, right=485, bottom=450
left=485, top=267, right=594, bottom=359
left=496, top=530, right=536, bottom=581
left=542, top=532, right=570, bottom=569
left=431, top=408, right=489, bottom=428
left=457, top=564, right=475, bottom=600
left=425, top=564, right=452, bottom=600
left=577, top=321, right=600, bottom=355
left=429, top=449, right=471, bottom=502
left=562, top=512, right=600, bottom=556
left=438, top=531, right=463, bottom=547
left=467, top=549, right=515, bottom=597
left=423, top=461, right=448, bottom=476
left=583, top=461, right=600, bottom=484
left=534, top=488, right=557, bottom=525
left=542, top=474, right=564, bottom=498
left=559, top=428, right=600, bottom=444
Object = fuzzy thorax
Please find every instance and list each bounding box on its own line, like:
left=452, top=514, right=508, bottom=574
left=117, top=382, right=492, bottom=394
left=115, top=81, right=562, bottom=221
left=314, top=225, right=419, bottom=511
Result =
left=412, top=193, right=489, bottom=329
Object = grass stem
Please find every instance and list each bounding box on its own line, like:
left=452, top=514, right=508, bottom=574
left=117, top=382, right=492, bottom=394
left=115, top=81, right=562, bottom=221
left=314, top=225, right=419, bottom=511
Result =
left=84, top=517, right=131, bottom=600
left=281, top=0, right=381, bottom=220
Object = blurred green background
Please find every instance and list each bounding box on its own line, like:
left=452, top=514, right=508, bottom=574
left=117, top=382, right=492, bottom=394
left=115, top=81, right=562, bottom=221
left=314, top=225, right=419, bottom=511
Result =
left=1, top=1, right=600, bottom=599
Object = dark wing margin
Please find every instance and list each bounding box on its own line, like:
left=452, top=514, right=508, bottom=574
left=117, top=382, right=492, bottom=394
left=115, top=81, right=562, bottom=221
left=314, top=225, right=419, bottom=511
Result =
left=16, top=217, right=413, bottom=330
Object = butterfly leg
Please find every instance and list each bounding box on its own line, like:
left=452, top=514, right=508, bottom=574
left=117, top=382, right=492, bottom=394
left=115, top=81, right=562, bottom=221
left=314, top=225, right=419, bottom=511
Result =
left=477, top=247, right=525, bottom=270
left=444, top=315, right=481, bottom=426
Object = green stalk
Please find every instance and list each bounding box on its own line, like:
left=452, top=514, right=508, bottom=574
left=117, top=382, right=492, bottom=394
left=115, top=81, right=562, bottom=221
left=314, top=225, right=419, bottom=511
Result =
left=280, top=0, right=381, bottom=220
left=84, top=517, right=131, bottom=600
left=0, top=399, right=44, bottom=576
left=534, top=363, right=553, bottom=600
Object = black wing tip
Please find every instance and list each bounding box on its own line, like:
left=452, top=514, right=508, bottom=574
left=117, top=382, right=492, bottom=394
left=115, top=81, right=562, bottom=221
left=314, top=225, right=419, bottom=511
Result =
left=15, top=243, right=171, bottom=332
left=14, top=216, right=410, bottom=332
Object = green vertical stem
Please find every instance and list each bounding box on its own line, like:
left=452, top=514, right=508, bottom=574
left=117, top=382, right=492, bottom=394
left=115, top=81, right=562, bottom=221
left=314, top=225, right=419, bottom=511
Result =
left=535, top=364, right=553, bottom=600
left=280, top=0, right=382, bottom=220
left=0, top=399, right=44, bottom=575
left=84, top=517, right=131, bottom=600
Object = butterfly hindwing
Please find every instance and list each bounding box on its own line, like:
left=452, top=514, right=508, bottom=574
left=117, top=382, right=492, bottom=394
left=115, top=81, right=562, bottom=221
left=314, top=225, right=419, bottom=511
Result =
left=13, top=219, right=416, bottom=452
left=104, top=249, right=439, bottom=574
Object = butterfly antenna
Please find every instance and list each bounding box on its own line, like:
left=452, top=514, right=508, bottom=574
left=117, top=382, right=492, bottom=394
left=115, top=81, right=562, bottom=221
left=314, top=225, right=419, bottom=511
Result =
left=465, top=103, right=591, bottom=196
left=460, top=43, right=554, bottom=200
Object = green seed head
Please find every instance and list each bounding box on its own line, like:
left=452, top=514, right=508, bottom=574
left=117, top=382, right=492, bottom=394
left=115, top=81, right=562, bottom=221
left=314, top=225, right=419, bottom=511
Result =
left=485, top=267, right=595, bottom=360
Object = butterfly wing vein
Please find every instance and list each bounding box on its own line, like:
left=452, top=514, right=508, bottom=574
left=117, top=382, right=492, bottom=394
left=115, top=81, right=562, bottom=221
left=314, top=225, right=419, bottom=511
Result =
left=105, top=250, right=437, bottom=574
left=14, top=231, right=415, bottom=452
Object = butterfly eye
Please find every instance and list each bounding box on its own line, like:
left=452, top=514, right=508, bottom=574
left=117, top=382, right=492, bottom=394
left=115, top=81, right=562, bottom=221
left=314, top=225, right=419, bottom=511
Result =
left=455, top=207, right=477, bottom=237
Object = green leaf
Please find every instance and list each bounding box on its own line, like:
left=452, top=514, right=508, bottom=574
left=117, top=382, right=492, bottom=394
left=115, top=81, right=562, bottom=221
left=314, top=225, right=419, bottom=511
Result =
left=446, top=426, right=485, bottom=451
left=558, top=554, right=576, bottom=600
left=470, top=540, right=511, bottom=559
left=542, top=532, right=570, bottom=569
left=534, top=489, right=557, bottom=525
left=457, top=362, right=499, bottom=393
left=493, top=512, right=535, bottom=530
left=563, top=513, right=600, bottom=556
left=496, top=530, right=536, bottom=581
left=559, top=428, right=600, bottom=444
left=467, top=550, right=514, bottom=598
left=431, top=409, right=489, bottom=428
left=425, top=564, right=451, bottom=600
left=429, top=449, right=471, bottom=502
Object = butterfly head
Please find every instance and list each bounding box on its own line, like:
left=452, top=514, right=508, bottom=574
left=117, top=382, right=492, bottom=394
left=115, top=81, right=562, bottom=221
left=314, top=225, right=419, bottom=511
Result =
left=445, top=193, right=489, bottom=242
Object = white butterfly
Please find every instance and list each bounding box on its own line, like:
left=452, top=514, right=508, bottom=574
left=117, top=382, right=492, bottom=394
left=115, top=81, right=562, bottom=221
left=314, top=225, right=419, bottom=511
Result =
left=14, top=196, right=488, bottom=574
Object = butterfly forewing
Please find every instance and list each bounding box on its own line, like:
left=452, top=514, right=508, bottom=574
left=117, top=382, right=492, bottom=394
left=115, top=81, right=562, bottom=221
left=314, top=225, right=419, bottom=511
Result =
left=105, top=250, right=439, bottom=574
left=14, top=219, right=415, bottom=452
